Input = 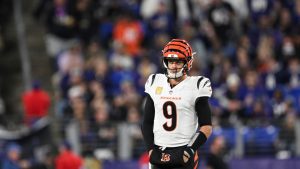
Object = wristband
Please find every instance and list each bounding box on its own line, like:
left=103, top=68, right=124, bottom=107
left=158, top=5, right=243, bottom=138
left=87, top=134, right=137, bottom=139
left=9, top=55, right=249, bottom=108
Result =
left=187, top=131, right=207, bottom=150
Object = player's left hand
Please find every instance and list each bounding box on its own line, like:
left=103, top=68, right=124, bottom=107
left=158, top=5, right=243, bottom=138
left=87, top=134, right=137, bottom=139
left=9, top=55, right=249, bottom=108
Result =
left=182, top=147, right=194, bottom=165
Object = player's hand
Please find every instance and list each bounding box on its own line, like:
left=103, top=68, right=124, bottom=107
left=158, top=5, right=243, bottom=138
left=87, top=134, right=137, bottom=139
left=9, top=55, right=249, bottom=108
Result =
left=183, top=153, right=189, bottom=163
left=150, top=146, right=193, bottom=167
left=149, top=147, right=162, bottom=165
left=148, top=149, right=153, bottom=157
left=183, top=147, right=194, bottom=164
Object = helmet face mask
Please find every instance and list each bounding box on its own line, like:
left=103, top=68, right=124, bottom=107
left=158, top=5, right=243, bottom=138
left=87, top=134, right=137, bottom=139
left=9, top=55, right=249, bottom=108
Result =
left=163, top=58, right=186, bottom=79
left=162, top=39, right=194, bottom=79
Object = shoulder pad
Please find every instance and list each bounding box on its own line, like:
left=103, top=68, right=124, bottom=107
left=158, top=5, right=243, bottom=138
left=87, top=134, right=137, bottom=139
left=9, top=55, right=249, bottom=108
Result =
left=196, top=76, right=212, bottom=97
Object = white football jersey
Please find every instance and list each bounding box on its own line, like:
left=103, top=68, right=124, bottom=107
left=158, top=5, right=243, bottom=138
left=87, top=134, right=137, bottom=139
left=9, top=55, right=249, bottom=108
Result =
left=145, top=73, right=212, bottom=147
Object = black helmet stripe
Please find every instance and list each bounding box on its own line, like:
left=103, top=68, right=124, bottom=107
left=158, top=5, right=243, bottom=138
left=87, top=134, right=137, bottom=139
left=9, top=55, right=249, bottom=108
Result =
left=165, top=43, right=186, bottom=50
left=165, top=44, right=190, bottom=56
left=171, top=39, right=192, bottom=54
left=164, top=48, right=187, bottom=58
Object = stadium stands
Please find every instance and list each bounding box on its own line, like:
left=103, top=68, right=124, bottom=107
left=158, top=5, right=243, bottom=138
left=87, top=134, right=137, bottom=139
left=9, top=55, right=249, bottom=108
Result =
left=1, top=0, right=300, bottom=168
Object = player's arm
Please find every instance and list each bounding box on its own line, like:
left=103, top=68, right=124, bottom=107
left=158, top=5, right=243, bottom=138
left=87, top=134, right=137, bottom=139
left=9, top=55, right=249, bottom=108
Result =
left=182, top=96, right=212, bottom=164
left=141, top=94, right=155, bottom=155
left=188, top=96, right=212, bottom=151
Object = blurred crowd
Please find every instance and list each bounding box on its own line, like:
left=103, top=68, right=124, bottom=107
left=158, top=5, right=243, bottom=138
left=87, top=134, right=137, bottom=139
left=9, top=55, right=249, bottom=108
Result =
left=1, top=0, right=300, bottom=168
left=35, top=0, right=300, bottom=158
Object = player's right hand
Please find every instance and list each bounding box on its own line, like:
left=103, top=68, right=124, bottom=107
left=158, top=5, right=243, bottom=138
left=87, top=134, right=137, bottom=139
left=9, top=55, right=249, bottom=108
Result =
left=148, top=149, right=153, bottom=157
left=149, top=147, right=162, bottom=165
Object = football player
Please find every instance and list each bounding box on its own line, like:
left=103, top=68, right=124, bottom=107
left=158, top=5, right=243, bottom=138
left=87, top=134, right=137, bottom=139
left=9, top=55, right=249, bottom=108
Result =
left=141, top=39, right=213, bottom=169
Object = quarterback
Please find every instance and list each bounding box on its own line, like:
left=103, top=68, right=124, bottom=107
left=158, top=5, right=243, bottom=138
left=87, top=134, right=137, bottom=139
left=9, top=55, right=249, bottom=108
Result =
left=141, top=39, right=213, bottom=169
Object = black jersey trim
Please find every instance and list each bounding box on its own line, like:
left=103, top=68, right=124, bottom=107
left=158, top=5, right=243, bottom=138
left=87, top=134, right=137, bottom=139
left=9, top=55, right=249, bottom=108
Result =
left=203, top=79, right=210, bottom=88
left=197, top=77, right=204, bottom=89
left=151, top=74, right=156, bottom=86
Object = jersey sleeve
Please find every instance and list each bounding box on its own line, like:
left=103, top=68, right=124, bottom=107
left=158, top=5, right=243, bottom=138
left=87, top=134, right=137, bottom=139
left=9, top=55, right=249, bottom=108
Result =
left=196, top=77, right=212, bottom=97
left=144, top=74, right=155, bottom=94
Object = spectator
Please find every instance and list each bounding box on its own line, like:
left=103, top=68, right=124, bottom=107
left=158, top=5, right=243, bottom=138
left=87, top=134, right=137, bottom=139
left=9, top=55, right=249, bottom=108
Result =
left=255, top=35, right=275, bottom=74
left=61, top=84, right=90, bottom=134
left=240, top=69, right=266, bottom=119
left=146, top=1, right=175, bottom=38
left=276, top=112, right=296, bottom=157
left=235, top=46, right=252, bottom=76
left=137, top=56, right=157, bottom=95
left=294, top=0, right=300, bottom=27
left=207, top=0, right=236, bottom=45
left=110, top=94, right=128, bottom=122
left=59, top=67, right=85, bottom=100
left=209, top=50, right=226, bottom=86
left=107, top=41, right=139, bottom=97
left=217, top=73, right=244, bottom=120
left=205, top=136, right=229, bottom=169
left=286, top=57, right=300, bottom=88
left=138, top=151, right=150, bottom=169
left=31, top=151, right=54, bottom=169
left=57, top=41, right=84, bottom=75
left=113, top=10, right=144, bottom=57
left=279, top=36, right=296, bottom=62
left=92, top=100, right=117, bottom=150
left=277, top=8, right=293, bottom=35
left=260, top=56, right=282, bottom=91
left=269, top=88, right=288, bottom=118
left=86, top=80, right=106, bottom=105
left=140, top=0, right=165, bottom=20
left=247, top=0, right=274, bottom=24
left=210, top=55, right=236, bottom=87
left=44, top=0, right=78, bottom=58
left=120, top=80, right=141, bottom=108
left=84, top=54, right=109, bottom=89
left=55, top=141, right=83, bottom=169
left=1, top=143, right=30, bottom=169
left=22, top=81, right=50, bottom=127
left=73, top=0, right=97, bottom=45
